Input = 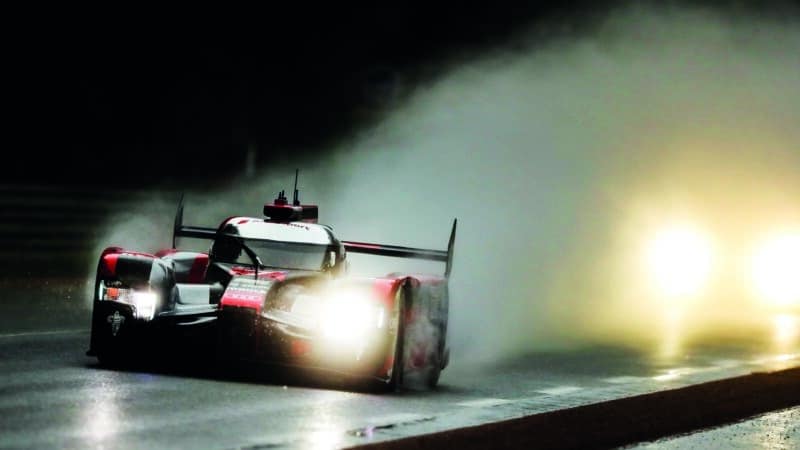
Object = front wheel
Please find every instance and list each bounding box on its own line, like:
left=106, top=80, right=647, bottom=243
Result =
left=90, top=305, right=137, bottom=368
left=96, top=351, right=125, bottom=368
left=425, top=345, right=442, bottom=389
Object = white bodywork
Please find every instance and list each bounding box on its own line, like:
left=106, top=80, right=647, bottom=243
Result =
left=225, top=217, right=332, bottom=244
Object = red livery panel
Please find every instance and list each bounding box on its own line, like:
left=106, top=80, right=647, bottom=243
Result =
left=100, top=253, right=119, bottom=278
left=187, top=254, right=209, bottom=283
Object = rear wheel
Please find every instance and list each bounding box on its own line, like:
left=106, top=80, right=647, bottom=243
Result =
left=425, top=344, right=442, bottom=389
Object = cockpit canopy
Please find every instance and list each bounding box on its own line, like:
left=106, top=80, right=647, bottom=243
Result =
left=220, top=218, right=332, bottom=244
left=209, top=217, right=344, bottom=273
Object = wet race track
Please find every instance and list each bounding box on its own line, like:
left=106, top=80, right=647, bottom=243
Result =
left=1, top=324, right=798, bottom=449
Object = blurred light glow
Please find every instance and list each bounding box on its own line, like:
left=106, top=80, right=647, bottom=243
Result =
left=773, top=314, right=799, bottom=348
left=655, top=307, right=685, bottom=361
left=751, top=353, right=799, bottom=370
left=645, top=224, right=714, bottom=298
left=750, top=233, right=800, bottom=307
left=773, top=353, right=798, bottom=363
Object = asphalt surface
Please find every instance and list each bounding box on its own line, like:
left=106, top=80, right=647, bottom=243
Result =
left=1, top=322, right=798, bottom=449
left=1, top=279, right=798, bottom=449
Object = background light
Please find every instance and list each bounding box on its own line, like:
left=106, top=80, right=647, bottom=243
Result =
left=750, top=233, right=800, bottom=307
left=645, top=224, right=714, bottom=298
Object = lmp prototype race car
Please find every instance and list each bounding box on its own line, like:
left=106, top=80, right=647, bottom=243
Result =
left=86, top=179, right=456, bottom=390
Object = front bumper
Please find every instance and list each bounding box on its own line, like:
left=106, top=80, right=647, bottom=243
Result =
left=87, top=300, right=217, bottom=359
left=217, top=307, right=394, bottom=381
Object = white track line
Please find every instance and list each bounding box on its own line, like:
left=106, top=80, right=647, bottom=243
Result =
left=457, top=398, right=514, bottom=408
left=366, top=413, right=433, bottom=425
left=709, top=359, right=744, bottom=369
left=602, top=376, right=647, bottom=384
left=535, top=386, right=583, bottom=396
left=652, top=367, right=698, bottom=382
left=0, top=329, right=86, bottom=339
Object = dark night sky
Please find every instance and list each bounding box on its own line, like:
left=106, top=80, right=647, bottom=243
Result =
left=11, top=2, right=794, bottom=189
left=10, top=3, right=617, bottom=189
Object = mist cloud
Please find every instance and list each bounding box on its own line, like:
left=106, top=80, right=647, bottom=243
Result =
left=95, top=4, right=800, bottom=366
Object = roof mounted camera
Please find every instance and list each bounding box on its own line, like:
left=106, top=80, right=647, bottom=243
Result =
left=263, top=169, right=318, bottom=223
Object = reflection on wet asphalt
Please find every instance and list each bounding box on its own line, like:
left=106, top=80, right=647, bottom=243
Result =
left=0, top=329, right=797, bottom=449
left=631, top=407, right=800, bottom=450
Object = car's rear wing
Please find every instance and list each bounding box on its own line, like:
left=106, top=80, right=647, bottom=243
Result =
left=173, top=194, right=458, bottom=277
left=343, top=219, right=457, bottom=277
left=172, top=195, right=216, bottom=247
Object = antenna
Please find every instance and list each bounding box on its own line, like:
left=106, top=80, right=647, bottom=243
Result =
left=292, top=168, right=300, bottom=206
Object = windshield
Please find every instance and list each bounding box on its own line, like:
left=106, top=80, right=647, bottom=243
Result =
left=214, top=236, right=333, bottom=271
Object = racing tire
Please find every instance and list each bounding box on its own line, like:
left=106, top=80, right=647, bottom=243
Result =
left=426, top=368, right=441, bottom=389
left=96, top=352, right=116, bottom=367
left=96, top=343, right=129, bottom=369
left=425, top=340, right=442, bottom=389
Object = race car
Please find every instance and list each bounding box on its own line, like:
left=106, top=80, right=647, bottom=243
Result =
left=86, top=179, right=456, bottom=390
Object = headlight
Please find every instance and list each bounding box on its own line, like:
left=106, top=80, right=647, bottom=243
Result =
left=101, top=284, right=158, bottom=320
left=318, top=290, right=384, bottom=345
left=265, top=284, right=385, bottom=346
left=130, top=292, right=157, bottom=320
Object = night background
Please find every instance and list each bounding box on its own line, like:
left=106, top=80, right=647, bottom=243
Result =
left=11, top=3, right=618, bottom=188
left=10, top=2, right=796, bottom=188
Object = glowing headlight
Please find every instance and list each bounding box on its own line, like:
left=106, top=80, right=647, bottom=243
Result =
left=319, top=291, right=384, bottom=345
left=645, top=224, right=714, bottom=298
left=131, top=292, right=157, bottom=320
left=750, top=232, right=800, bottom=307
left=101, top=285, right=158, bottom=320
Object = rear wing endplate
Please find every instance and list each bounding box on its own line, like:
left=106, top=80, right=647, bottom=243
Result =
left=343, top=219, right=457, bottom=277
